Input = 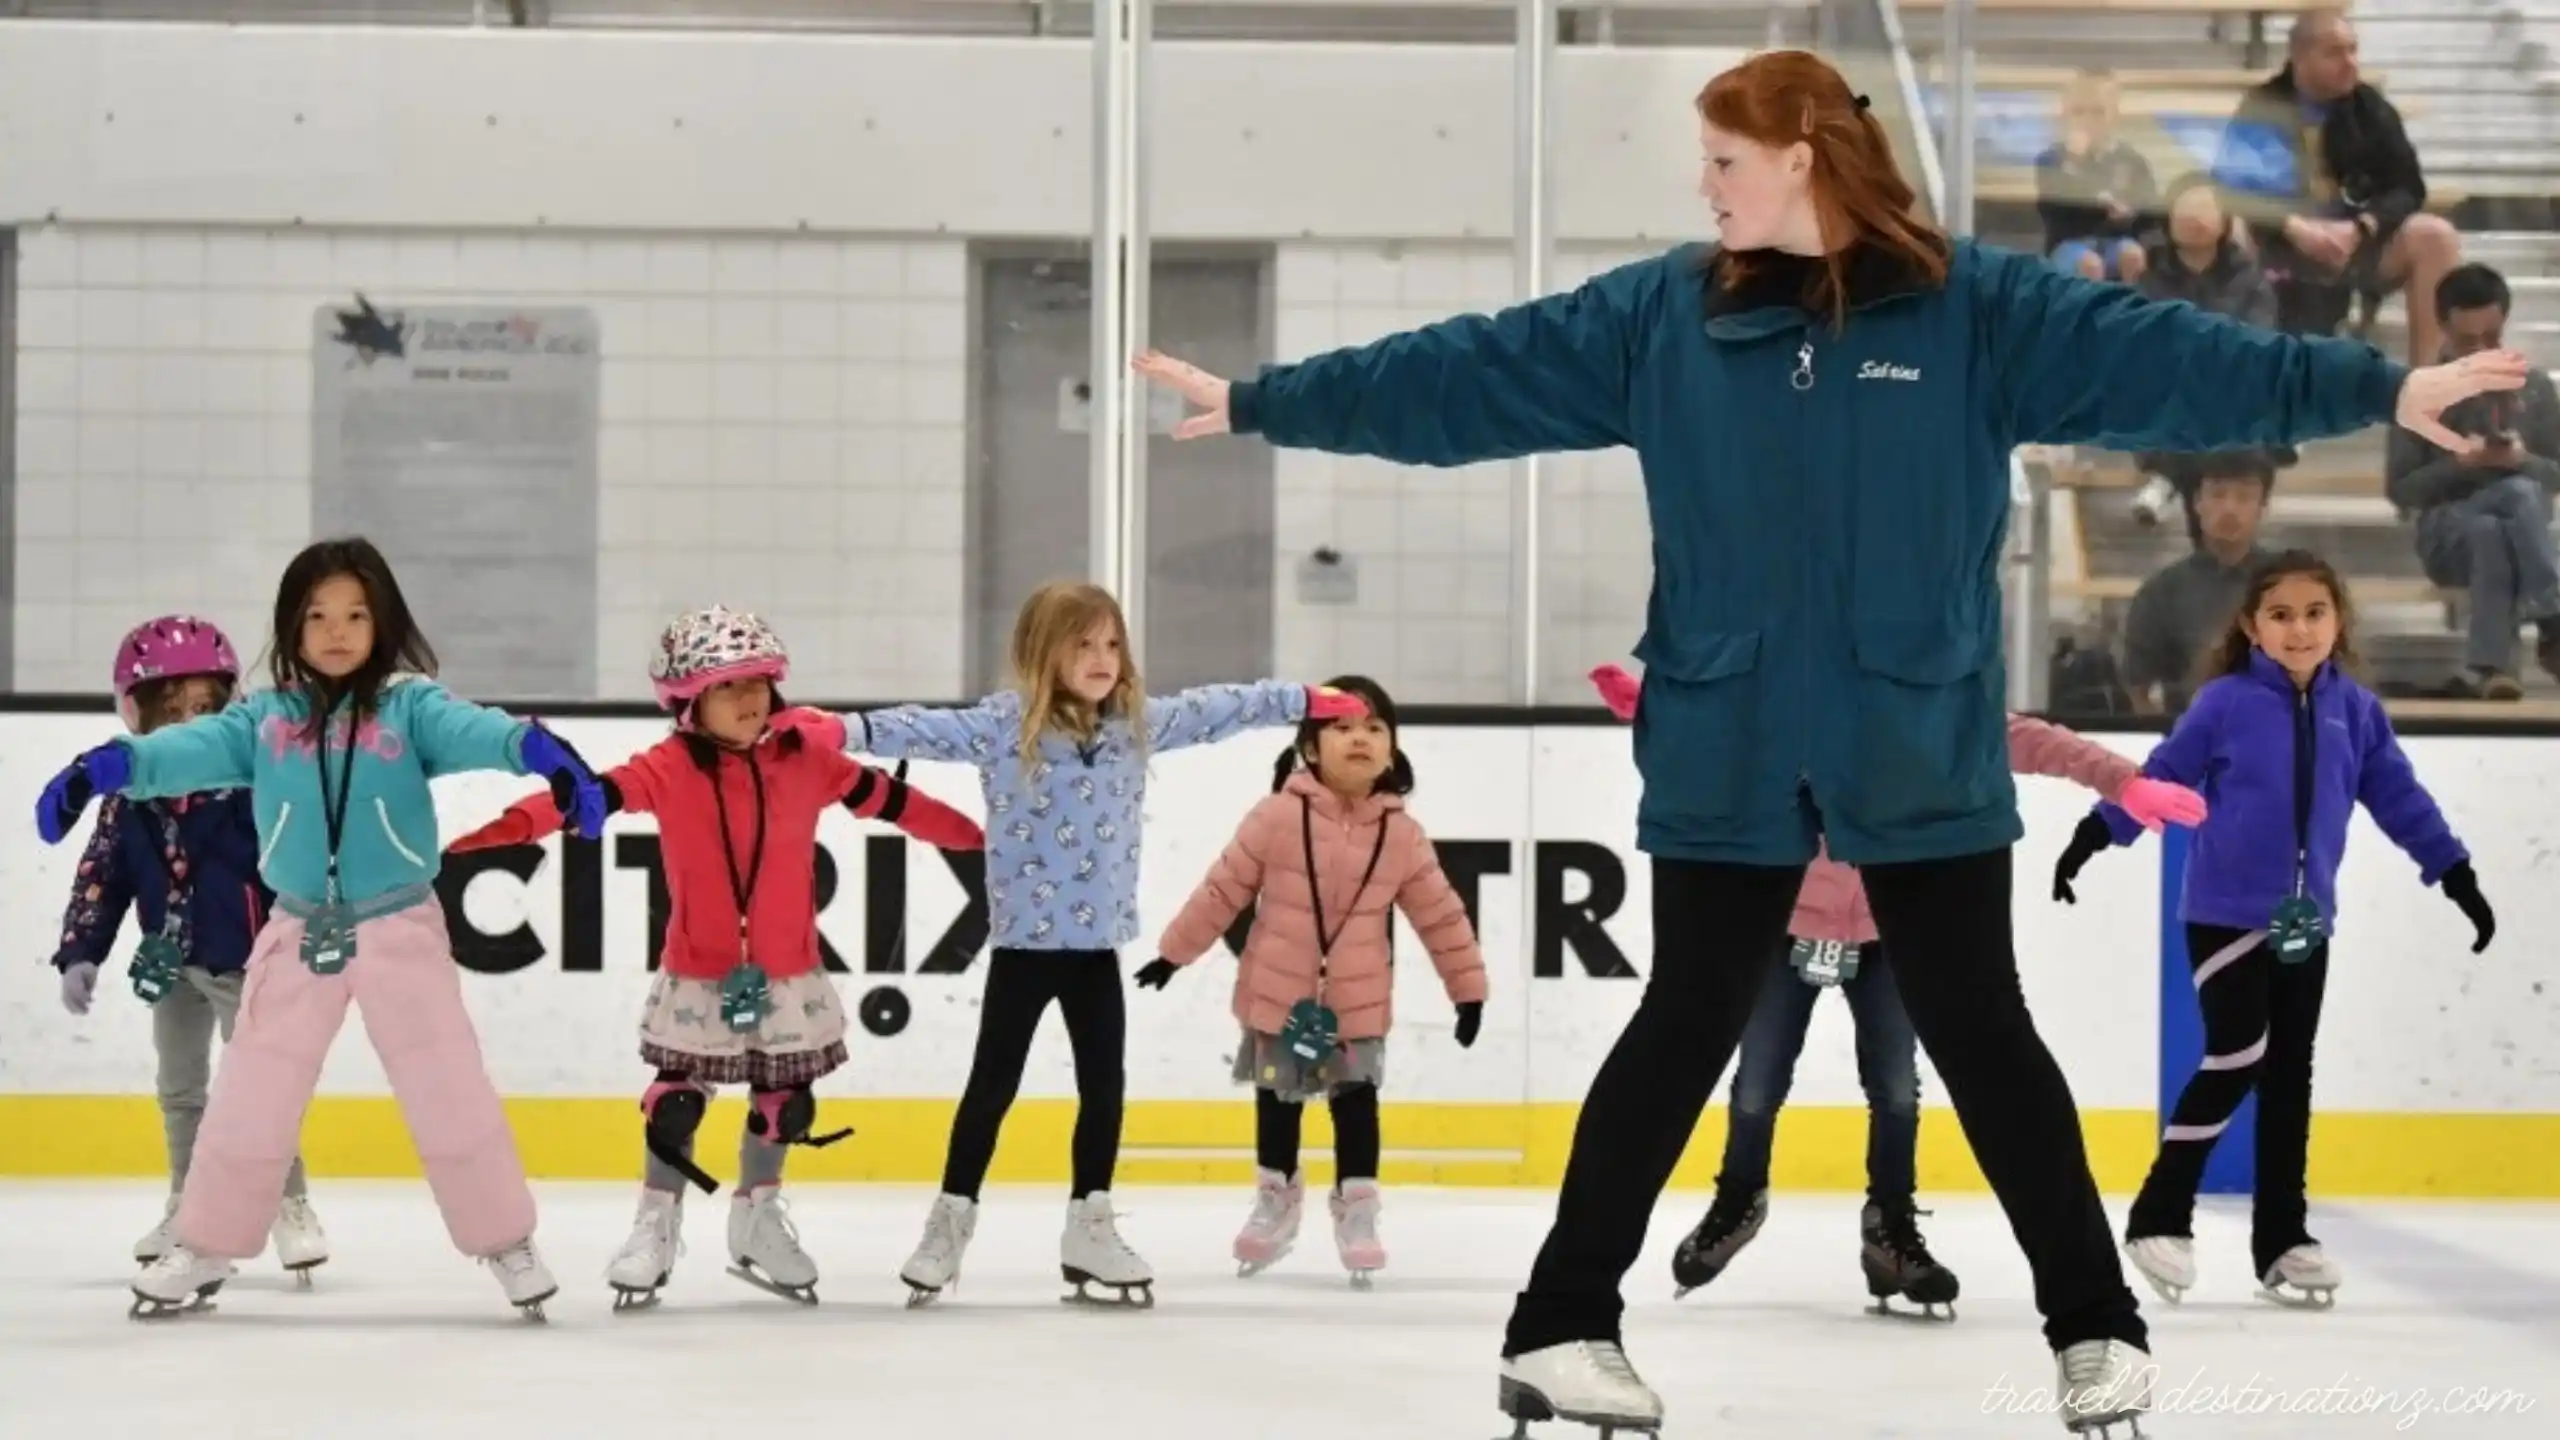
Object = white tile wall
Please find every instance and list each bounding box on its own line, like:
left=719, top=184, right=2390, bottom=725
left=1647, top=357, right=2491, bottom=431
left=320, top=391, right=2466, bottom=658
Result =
left=1268, top=241, right=1656, bottom=705
left=10, top=225, right=969, bottom=702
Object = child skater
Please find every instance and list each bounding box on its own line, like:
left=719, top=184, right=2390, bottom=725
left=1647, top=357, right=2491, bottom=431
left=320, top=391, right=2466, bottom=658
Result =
left=2053, top=551, right=2493, bottom=1309
left=1135, top=674, right=1485, bottom=1288
left=1588, top=663, right=2208, bottom=1318
left=815, top=579, right=1365, bottom=1307
left=51, top=615, right=326, bottom=1278
left=32, top=538, right=608, bottom=1321
left=445, top=606, right=985, bottom=1310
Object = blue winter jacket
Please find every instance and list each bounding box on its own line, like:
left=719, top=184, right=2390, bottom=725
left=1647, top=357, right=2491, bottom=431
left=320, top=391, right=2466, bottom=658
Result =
left=53, top=791, right=273, bottom=977
left=2095, top=651, right=2466, bottom=930
left=1230, top=239, right=2407, bottom=865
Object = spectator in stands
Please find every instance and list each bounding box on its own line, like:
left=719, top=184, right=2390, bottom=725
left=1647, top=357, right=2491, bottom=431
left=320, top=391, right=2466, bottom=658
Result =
left=2129, top=176, right=2283, bottom=536
left=2120, top=451, right=2277, bottom=713
left=2385, top=262, right=2560, bottom=699
left=2037, top=68, right=2160, bottom=282
left=2218, top=9, right=2462, bottom=362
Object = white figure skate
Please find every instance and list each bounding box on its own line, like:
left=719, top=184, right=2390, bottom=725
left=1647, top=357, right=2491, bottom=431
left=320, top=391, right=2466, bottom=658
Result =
left=483, top=1237, right=559, bottom=1321
left=606, top=1189, right=684, bottom=1311
left=1060, top=1191, right=1154, bottom=1307
left=271, top=1195, right=329, bottom=1285
left=1331, top=1179, right=1386, bottom=1288
left=2055, top=1338, right=2155, bottom=1436
left=1233, top=1169, right=1303, bottom=1277
left=130, top=1245, right=235, bottom=1320
left=899, top=1192, right=978, bottom=1308
left=727, top=1187, right=820, bottom=1304
left=1497, top=1340, right=1664, bottom=1439
left=2258, top=1242, right=2342, bottom=1309
left=2124, top=1235, right=2195, bottom=1305
left=134, top=1194, right=180, bottom=1265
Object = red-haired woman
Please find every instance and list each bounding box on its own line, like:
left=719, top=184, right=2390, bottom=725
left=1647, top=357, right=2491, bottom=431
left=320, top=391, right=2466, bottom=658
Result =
left=1134, top=48, right=2519, bottom=1440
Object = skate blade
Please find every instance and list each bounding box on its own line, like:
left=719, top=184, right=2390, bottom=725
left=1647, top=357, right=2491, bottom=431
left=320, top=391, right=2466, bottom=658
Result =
left=1349, top=1270, right=1376, bottom=1291
left=1233, top=1242, right=1292, bottom=1278
left=609, top=1286, right=664, bottom=1313
left=2065, top=1412, right=2149, bottom=1438
left=1060, top=1271, right=1155, bottom=1309
left=128, top=1288, right=222, bottom=1322
left=728, top=1261, right=819, bottom=1306
left=1495, top=1377, right=1661, bottom=1440
left=1867, top=1293, right=1956, bottom=1322
left=2256, top=1282, right=2337, bottom=1310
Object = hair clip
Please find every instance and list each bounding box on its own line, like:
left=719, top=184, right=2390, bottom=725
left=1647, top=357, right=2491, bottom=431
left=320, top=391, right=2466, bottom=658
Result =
left=1853, top=93, right=1872, bottom=111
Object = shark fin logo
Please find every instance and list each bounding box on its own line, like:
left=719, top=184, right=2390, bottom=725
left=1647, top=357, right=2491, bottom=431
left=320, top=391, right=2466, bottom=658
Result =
left=330, top=294, right=409, bottom=366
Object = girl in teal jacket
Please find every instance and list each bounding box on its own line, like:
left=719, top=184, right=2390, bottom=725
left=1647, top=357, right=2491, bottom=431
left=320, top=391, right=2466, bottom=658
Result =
left=1132, top=48, right=2525, bottom=1440
left=33, top=537, right=607, bottom=1322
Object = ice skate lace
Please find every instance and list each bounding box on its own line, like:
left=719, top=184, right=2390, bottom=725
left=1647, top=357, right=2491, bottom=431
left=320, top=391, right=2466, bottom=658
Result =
left=1875, top=1205, right=1939, bottom=1267
left=1336, top=1192, right=1378, bottom=1245
left=1081, top=1205, right=1140, bottom=1264
left=757, top=1194, right=806, bottom=1254
left=1582, top=1342, right=1644, bottom=1391
left=276, top=1196, right=316, bottom=1229
left=1687, top=1191, right=1757, bottom=1254
left=624, top=1200, right=683, bottom=1260
left=918, top=1200, right=968, bottom=1263
left=490, top=1242, right=541, bottom=1279
left=2061, top=1342, right=2125, bottom=1390
left=1251, top=1182, right=1295, bottom=1230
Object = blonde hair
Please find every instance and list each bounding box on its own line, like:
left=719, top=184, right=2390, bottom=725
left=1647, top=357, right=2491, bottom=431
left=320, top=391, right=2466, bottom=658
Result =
left=1009, top=581, right=1147, bottom=764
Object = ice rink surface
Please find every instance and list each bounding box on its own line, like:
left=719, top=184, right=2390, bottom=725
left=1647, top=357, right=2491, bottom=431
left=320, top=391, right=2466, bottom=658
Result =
left=1, top=1181, right=2552, bottom=1439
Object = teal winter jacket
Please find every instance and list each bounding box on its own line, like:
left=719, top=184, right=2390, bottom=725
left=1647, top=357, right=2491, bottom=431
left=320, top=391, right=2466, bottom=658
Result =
left=1229, top=239, right=2406, bottom=865
left=115, top=676, right=536, bottom=910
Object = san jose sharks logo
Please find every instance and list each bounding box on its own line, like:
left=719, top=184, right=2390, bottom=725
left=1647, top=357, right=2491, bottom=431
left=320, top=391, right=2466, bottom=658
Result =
left=329, top=294, right=409, bottom=366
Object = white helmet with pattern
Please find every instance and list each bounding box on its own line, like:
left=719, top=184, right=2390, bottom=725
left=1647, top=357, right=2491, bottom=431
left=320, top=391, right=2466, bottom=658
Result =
left=650, top=606, right=789, bottom=716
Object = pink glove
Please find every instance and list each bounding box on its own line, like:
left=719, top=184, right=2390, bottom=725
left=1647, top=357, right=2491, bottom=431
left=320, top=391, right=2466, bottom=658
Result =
left=2116, top=776, right=2207, bottom=832
left=1306, top=686, right=1369, bottom=720
left=767, top=707, right=847, bottom=752
left=1590, top=664, right=1639, bottom=722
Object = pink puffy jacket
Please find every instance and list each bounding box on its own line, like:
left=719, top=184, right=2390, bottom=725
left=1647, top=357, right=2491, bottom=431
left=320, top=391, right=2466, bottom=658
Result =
left=1158, top=771, right=1488, bottom=1041
left=1791, top=715, right=2139, bottom=945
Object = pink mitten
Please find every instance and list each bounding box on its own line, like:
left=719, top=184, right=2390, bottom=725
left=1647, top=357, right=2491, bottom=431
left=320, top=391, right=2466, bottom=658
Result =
left=2116, top=776, right=2207, bottom=832
left=1307, top=686, right=1370, bottom=721
left=1589, top=664, right=1639, bottom=722
left=767, top=706, right=847, bottom=752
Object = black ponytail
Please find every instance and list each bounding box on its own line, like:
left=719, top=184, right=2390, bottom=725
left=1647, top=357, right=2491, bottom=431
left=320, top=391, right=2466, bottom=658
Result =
left=1271, top=745, right=1302, bottom=793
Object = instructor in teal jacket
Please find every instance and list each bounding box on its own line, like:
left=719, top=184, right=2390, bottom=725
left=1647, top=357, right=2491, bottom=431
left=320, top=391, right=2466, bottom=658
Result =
left=1136, top=49, right=2522, bottom=1439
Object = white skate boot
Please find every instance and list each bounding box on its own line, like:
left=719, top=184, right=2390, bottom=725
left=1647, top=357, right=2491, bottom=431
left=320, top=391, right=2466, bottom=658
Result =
left=2055, top=1339, right=2154, bottom=1436
left=483, top=1237, right=559, bottom=1321
left=2124, top=1235, right=2195, bottom=1305
left=1497, top=1340, right=1664, bottom=1439
left=2259, top=1242, right=2342, bottom=1309
left=1061, top=1191, right=1154, bottom=1307
left=899, top=1192, right=977, bottom=1307
left=1233, top=1169, right=1302, bottom=1277
left=1331, top=1179, right=1386, bottom=1288
left=271, top=1195, right=329, bottom=1285
left=134, top=1194, right=180, bottom=1265
left=130, top=1244, right=236, bottom=1320
left=606, top=1189, right=684, bottom=1311
left=727, top=1187, right=819, bottom=1304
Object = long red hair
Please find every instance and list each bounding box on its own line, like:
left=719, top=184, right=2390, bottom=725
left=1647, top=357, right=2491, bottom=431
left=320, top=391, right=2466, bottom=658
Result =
left=1697, top=51, right=1949, bottom=328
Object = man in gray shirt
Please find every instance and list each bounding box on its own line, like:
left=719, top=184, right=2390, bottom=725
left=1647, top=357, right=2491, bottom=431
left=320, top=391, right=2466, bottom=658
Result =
left=2120, top=451, right=2276, bottom=713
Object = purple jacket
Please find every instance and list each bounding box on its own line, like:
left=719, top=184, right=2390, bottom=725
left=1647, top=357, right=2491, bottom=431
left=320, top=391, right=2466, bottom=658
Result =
left=2095, top=650, right=2465, bottom=931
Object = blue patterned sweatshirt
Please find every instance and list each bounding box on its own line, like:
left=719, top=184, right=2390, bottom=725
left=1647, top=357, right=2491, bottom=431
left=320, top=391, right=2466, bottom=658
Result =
left=849, top=682, right=1311, bottom=951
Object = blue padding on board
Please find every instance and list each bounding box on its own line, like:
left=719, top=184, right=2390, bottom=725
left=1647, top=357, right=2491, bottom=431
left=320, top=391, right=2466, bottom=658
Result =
left=2158, top=824, right=2255, bottom=1195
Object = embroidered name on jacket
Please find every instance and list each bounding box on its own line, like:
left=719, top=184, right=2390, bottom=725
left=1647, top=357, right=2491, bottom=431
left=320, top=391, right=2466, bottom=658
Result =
left=1857, top=360, right=1922, bottom=382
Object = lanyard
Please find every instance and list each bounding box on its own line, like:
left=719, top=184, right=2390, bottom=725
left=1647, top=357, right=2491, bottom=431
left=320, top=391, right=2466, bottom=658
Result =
left=312, top=697, right=359, bottom=888
left=709, top=749, right=769, bottom=962
left=1301, top=796, right=1390, bottom=997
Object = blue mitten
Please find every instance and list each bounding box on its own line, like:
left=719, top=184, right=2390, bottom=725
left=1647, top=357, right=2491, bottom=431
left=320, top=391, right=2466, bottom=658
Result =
left=519, top=723, right=607, bottom=839
left=35, top=742, right=132, bottom=845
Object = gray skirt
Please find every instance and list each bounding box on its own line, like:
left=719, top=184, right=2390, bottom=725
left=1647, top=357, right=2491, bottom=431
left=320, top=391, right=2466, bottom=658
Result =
left=1232, top=1025, right=1387, bottom=1103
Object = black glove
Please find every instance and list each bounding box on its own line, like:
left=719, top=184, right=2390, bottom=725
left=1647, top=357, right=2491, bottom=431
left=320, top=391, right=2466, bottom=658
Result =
left=1133, top=958, right=1178, bottom=989
left=2052, top=814, right=2112, bottom=905
left=2439, top=861, right=2495, bottom=953
left=1453, top=1001, right=1482, bottom=1049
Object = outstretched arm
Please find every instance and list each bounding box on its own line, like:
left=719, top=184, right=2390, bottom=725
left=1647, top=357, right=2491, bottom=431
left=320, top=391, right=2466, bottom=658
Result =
left=446, top=765, right=646, bottom=852
left=826, top=753, right=985, bottom=851
left=1145, top=681, right=1314, bottom=752
left=2006, top=715, right=2139, bottom=799
left=2093, top=684, right=2228, bottom=845
left=119, top=703, right=259, bottom=798
left=846, top=699, right=1011, bottom=765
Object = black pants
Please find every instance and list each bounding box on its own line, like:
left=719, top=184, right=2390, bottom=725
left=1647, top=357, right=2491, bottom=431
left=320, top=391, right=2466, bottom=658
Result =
left=940, top=948, right=1127, bottom=1200
left=1256, top=1085, right=1381, bottom=1183
left=1502, top=849, right=2143, bottom=1357
left=2128, top=924, right=2328, bottom=1278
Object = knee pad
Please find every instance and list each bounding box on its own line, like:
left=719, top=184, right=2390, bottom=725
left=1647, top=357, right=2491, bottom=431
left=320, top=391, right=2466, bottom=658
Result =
left=641, top=1074, right=719, bottom=1195
left=747, top=1084, right=853, bottom=1150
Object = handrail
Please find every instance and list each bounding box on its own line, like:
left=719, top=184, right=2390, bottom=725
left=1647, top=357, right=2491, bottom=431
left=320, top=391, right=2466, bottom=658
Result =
left=1874, top=0, right=1948, bottom=222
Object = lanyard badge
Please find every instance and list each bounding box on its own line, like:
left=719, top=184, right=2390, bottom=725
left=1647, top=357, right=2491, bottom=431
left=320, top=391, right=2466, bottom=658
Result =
left=300, top=706, right=361, bottom=976
left=1790, top=936, right=1859, bottom=988
left=713, top=751, right=771, bottom=1034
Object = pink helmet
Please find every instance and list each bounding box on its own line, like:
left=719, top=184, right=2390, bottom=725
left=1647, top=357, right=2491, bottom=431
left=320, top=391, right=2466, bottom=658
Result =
left=649, top=606, right=788, bottom=723
left=113, top=614, right=242, bottom=730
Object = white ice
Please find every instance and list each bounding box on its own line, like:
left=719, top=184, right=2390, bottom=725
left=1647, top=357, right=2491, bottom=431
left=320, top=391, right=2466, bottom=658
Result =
left=2, top=1181, right=2552, bottom=1438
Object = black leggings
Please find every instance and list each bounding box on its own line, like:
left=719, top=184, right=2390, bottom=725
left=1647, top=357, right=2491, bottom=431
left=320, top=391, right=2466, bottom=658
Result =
left=2128, top=924, right=2328, bottom=1278
left=1502, top=848, right=2142, bottom=1358
left=1256, top=1085, right=1381, bottom=1183
left=940, top=948, right=1127, bottom=1200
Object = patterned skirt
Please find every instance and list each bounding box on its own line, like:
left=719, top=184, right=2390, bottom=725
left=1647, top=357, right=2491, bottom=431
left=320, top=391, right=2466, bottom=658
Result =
left=1231, top=1025, right=1388, bottom=1103
left=638, top=970, right=849, bottom=1087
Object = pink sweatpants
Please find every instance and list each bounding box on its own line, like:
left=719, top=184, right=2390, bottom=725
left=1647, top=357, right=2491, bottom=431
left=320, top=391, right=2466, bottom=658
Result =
left=177, top=899, right=535, bottom=1261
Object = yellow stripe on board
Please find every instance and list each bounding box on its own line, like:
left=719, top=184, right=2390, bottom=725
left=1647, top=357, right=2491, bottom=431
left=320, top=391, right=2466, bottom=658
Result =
left=2, top=1098, right=2555, bottom=1196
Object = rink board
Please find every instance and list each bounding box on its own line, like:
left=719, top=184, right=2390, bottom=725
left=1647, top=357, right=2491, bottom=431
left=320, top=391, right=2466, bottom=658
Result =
left=3, top=710, right=2557, bottom=1195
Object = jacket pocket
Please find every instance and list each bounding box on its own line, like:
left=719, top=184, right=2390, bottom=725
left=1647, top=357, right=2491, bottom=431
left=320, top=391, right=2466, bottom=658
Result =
left=1633, top=629, right=1764, bottom=826
left=1834, top=617, right=2006, bottom=838
left=374, top=798, right=429, bottom=870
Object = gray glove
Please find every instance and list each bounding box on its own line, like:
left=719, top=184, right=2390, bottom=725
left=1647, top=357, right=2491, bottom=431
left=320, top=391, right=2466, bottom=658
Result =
left=60, top=961, right=99, bottom=1016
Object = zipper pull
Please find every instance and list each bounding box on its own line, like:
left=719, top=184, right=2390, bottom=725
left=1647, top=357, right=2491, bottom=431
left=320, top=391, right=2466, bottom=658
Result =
left=1791, top=341, right=1815, bottom=392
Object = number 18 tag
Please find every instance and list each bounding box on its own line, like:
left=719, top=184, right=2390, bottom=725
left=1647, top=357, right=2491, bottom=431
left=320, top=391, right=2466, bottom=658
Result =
left=1790, top=937, right=1859, bottom=988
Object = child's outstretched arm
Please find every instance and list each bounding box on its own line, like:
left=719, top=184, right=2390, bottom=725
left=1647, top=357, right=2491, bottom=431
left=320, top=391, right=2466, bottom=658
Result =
left=1145, top=681, right=1364, bottom=752
left=2007, top=714, right=2206, bottom=829
left=404, top=683, right=609, bottom=835
left=837, top=699, right=1011, bottom=764
left=1148, top=799, right=1283, bottom=974
left=447, top=763, right=650, bottom=853
left=2054, top=686, right=2230, bottom=903
left=119, top=703, right=260, bottom=799
left=825, top=753, right=985, bottom=851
